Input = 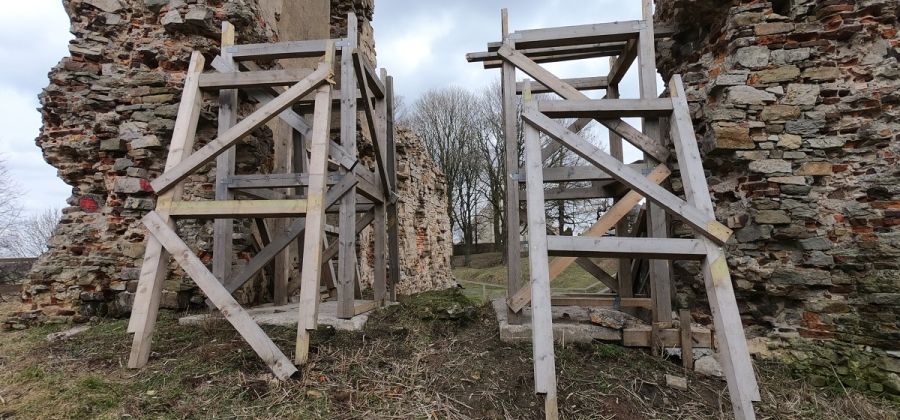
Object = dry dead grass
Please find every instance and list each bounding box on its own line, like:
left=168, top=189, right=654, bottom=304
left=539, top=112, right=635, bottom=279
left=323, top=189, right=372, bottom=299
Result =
left=0, top=289, right=897, bottom=419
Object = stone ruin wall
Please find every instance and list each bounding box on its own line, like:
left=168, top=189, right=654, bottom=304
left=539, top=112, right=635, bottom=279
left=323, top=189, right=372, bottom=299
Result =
left=14, top=0, right=454, bottom=324
left=656, top=0, right=899, bottom=396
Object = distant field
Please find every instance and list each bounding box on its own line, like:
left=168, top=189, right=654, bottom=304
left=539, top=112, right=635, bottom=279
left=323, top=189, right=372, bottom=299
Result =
left=452, top=252, right=615, bottom=304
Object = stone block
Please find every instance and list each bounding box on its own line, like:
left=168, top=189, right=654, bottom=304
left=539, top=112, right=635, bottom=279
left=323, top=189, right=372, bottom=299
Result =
left=771, top=48, right=811, bottom=65
left=803, top=66, right=841, bottom=81
left=100, top=138, right=125, bottom=151
left=726, top=85, right=776, bottom=105
left=113, top=177, right=151, bottom=194
left=760, top=105, right=801, bottom=121
left=735, top=46, right=770, bottom=69
left=785, top=119, right=825, bottom=135
left=756, top=210, right=792, bottom=224
left=84, top=0, right=125, bottom=13
left=800, top=237, right=833, bottom=251
left=755, top=65, right=801, bottom=84
left=769, top=176, right=806, bottom=185
left=796, top=162, right=833, bottom=176
left=131, top=135, right=162, bottom=149
left=749, top=159, right=791, bottom=174
left=755, top=22, right=794, bottom=35
left=806, top=137, right=845, bottom=149
left=711, top=122, right=753, bottom=149
left=783, top=84, right=820, bottom=106
left=777, top=134, right=802, bottom=149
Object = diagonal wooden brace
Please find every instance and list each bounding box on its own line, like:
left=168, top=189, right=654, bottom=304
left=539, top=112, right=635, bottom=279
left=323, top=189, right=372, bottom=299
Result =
left=523, top=109, right=732, bottom=245
left=142, top=211, right=297, bottom=380
left=151, top=64, right=333, bottom=194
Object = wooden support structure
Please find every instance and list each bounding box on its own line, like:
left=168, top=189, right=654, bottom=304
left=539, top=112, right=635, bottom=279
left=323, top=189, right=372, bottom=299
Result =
left=467, top=5, right=759, bottom=419
left=127, top=13, right=400, bottom=380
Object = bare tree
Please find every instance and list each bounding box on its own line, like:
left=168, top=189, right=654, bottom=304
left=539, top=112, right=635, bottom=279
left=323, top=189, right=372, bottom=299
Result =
left=0, top=156, right=22, bottom=257
left=408, top=87, right=483, bottom=265
left=12, top=208, right=61, bottom=258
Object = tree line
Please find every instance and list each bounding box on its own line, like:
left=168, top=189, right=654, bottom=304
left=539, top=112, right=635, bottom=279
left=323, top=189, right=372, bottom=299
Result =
left=404, top=82, right=609, bottom=266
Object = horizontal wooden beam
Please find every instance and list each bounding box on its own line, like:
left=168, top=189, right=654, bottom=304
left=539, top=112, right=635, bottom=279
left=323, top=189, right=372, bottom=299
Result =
left=517, top=164, right=649, bottom=183
left=166, top=200, right=308, bottom=219
left=509, top=20, right=645, bottom=49
left=517, top=77, right=609, bottom=94
left=226, top=173, right=344, bottom=189
left=550, top=296, right=651, bottom=308
left=519, top=185, right=615, bottom=201
left=546, top=236, right=708, bottom=260
left=199, top=69, right=314, bottom=90
left=538, top=98, right=673, bottom=119
left=226, top=39, right=342, bottom=61
left=623, top=325, right=713, bottom=348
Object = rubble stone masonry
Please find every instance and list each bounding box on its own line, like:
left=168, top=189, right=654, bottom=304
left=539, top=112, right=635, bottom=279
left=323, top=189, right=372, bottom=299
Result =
left=656, top=0, right=899, bottom=397
left=14, top=0, right=453, bottom=324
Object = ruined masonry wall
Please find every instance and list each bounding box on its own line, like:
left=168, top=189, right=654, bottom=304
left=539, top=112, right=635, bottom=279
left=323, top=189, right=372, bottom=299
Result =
left=655, top=0, right=899, bottom=396
left=16, top=0, right=453, bottom=323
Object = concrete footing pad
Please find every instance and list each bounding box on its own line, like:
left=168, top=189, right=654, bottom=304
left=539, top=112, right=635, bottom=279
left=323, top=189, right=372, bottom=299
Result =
left=179, top=300, right=375, bottom=331
left=492, top=299, right=622, bottom=344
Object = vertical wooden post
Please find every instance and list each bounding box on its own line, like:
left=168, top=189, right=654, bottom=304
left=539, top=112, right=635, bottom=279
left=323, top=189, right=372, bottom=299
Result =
left=522, top=81, right=559, bottom=420
left=127, top=51, right=205, bottom=368
left=384, top=72, right=400, bottom=302
left=295, top=54, right=335, bottom=364
left=680, top=309, right=694, bottom=370
left=337, top=12, right=359, bottom=319
left=213, top=22, right=237, bottom=289
left=272, top=121, right=294, bottom=305
left=372, top=68, right=391, bottom=305
left=501, top=9, right=524, bottom=324
left=638, top=0, right=673, bottom=325
left=607, top=78, right=633, bottom=303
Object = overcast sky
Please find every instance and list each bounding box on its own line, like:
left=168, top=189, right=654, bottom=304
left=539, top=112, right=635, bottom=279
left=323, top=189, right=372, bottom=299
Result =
left=1, top=0, right=649, bottom=217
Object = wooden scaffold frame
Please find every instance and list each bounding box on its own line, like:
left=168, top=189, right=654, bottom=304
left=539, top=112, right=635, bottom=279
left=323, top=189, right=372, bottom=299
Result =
left=467, top=3, right=760, bottom=419
left=126, top=14, right=401, bottom=379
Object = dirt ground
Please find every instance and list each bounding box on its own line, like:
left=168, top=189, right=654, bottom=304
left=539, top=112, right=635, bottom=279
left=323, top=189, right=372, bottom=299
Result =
left=0, top=289, right=897, bottom=419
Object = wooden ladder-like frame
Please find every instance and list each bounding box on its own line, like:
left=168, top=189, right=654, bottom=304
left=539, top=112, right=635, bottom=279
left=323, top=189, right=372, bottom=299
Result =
left=126, top=15, right=400, bottom=380
left=468, top=2, right=760, bottom=419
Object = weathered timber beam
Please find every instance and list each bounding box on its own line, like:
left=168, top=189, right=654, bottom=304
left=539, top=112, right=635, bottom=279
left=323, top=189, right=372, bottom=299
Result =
left=518, top=185, right=615, bottom=201
left=226, top=39, right=344, bottom=61
left=165, top=199, right=308, bottom=219
left=550, top=296, right=651, bottom=308
left=608, top=39, right=638, bottom=85
left=537, top=98, right=674, bottom=119
left=574, top=258, right=618, bottom=291
left=546, top=236, right=708, bottom=260
left=516, top=77, right=609, bottom=94
left=199, top=69, right=314, bottom=90
left=516, top=164, right=648, bottom=183
left=623, top=325, right=713, bottom=348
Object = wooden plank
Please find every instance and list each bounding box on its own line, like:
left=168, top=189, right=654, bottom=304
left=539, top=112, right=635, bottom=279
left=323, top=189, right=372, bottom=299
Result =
left=551, top=296, right=651, bottom=308
left=648, top=198, right=673, bottom=323
left=521, top=82, right=557, bottom=398
left=546, top=236, right=708, bottom=260
left=501, top=25, right=524, bottom=319
left=142, top=211, right=297, bottom=380
left=227, top=173, right=342, bottom=189
left=384, top=72, right=400, bottom=302
left=295, top=81, right=335, bottom=365
left=520, top=185, right=614, bottom=201
left=469, top=42, right=626, bottom=63
left=271, top=117, right=294, bottom=306
left=509, top=20, right=644, bottom=49
left=537, top=98, right=673, bottom=119
left=623, top=325, right=713, bottom=348
left=373, top=204, right=387, bottom=303
left=227, top=39, right=336, bottom=61
left=522, top=110, right=733, bottom=245
left=336, top=13, right=359, bottom=320
left=669, top=74, right=760, bottom=413
left=507, top=164, right=670, bottom=312
left=166, top=200, right=308, bottom=218
left=606, top=81, right=632, bottom=302
left=127, top=51, right=205, bottom=369
left=516, top=76, right=608, bottom=94
left=213, top=22, right=237, bottom=290
left=354, top=300, right=378, bottom=316
left=199, top=68, right=315, bottom=90
left=516, top=164, right=648, bottom=183
left=573, top=258, right=618, bottom=291
left=360, top=57, right=385, bottom=99
left=151, top=64, right=332, bottom=194
left=680, top=309, right=694, bottom=370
